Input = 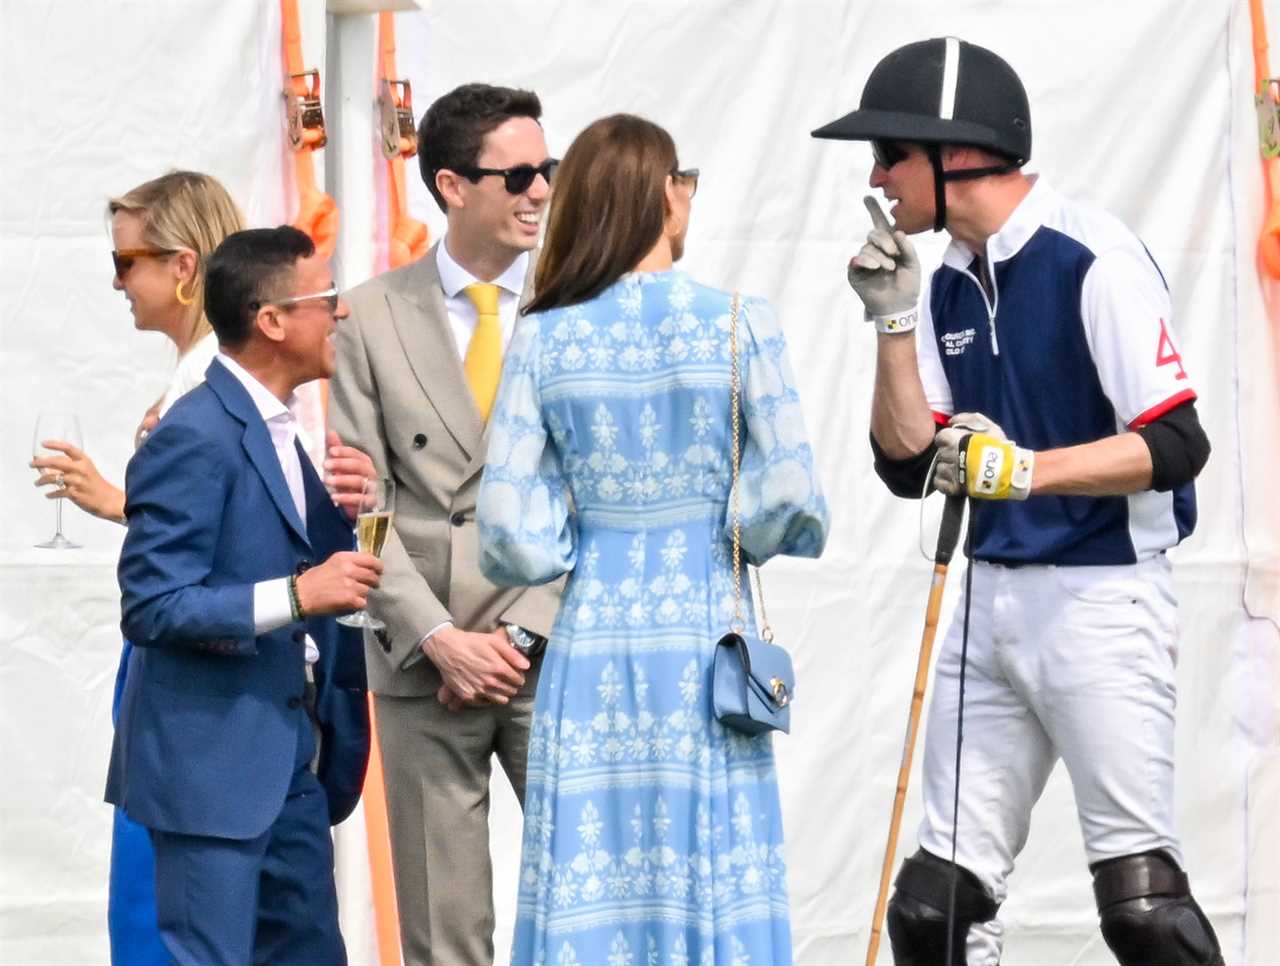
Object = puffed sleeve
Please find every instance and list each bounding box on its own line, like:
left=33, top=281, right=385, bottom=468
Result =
left=727, top=296, right=829, bottom=564
left=477, top=314, right=577, bottom=586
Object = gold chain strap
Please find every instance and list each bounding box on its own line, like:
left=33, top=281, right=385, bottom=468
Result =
left=728, top=293, right=774, bottom=643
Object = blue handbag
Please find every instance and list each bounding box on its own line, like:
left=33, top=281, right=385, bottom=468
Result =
left=713, top=629, right=793, bottom=735
left=712, top=293, right=794, bottom=736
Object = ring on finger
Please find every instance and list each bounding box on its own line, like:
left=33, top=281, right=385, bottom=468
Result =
left=54, top=472, right=65, bottom=486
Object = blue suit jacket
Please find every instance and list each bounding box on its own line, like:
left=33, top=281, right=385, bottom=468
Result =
left=106, top=359, right=369, bottom=840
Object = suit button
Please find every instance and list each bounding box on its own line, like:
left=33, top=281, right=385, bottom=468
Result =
left=295, top=560, right=312, bottom=575
left=412, top=433, right=427, bottom=449
left=292, top=630, right=305, bottom=644
left=287, top=696, right=302, bottom=709
left=450, top=512, right=466, bottom=527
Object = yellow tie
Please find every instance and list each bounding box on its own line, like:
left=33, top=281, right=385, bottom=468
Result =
left=462, top=283, right=503, bottom=421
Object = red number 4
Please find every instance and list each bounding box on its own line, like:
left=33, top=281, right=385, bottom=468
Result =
left=1156, top=318, right=1188, bottom=381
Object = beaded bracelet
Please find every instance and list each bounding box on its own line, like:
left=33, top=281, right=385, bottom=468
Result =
left=287, top=575, right=304, bottom=622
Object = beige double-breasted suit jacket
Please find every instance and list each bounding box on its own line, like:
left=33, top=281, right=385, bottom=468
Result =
left=331, top=245, right=560, bottom=692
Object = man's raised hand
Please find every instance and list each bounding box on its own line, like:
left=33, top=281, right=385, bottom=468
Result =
left=848, top=196, right=921, bottom=332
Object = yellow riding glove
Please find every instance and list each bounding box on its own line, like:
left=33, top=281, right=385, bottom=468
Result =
left=959, top=432, right=1035, bottom=500
left=934, top=414, right=1035, bottom=501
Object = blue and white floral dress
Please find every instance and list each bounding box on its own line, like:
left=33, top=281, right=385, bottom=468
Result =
left=477, top=270, right=828, bottom=966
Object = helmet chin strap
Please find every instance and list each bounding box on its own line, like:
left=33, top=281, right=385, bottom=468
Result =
left=926, top=143, right=1023, bottom=232
left=927, top=145, right=947, bottom=232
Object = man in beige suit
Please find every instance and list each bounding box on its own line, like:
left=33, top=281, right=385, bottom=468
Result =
left=329, top=83, right=562, bottom=965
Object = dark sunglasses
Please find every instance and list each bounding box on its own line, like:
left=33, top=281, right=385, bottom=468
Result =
left=672, top=166, right=700, bottom=198
left=871, top=139, right=911, bottom=170
left=452, top=158, right=559, bottom=194
left=112, top=247, right=176, bottom=279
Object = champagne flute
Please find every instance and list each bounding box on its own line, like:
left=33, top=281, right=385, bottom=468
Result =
left=338, top=476, right=394, bottom=629
left=33, top=411, right=84, bottom=550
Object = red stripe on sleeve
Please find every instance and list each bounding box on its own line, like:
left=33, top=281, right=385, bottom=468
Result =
left=932, top=410, right=953, bottom=426
left=1127, top=389, right=1197, bottom=429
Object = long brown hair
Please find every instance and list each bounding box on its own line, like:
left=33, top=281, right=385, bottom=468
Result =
left=524, top=114, right=677, bottom=315
left=108, top=171, right=245, bottom=355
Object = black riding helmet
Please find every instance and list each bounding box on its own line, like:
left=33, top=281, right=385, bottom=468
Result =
left=812, top=37, right=1032, bottom=231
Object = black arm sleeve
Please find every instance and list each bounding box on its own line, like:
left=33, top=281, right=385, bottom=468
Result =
left=1135, top=401, right=1210, bottom=492
left=870, top=431, right=938, bottom=499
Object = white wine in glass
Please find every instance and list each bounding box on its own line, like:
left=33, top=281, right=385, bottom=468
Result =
left=33, top=410, right=84, bottom=550
left=355, top=509, right=393, bottom=558
left=338, top=476, right=394, bottom=629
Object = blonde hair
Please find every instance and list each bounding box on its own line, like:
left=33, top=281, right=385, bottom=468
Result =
left=108, top=171, right=245, bottom=355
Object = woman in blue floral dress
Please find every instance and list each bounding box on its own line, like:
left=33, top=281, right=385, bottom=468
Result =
left=477, top=114, right=828, bottom=966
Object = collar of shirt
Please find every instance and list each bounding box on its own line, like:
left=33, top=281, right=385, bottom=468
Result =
left=214, top=353, right=302, bottom=440
left=215, top=353, right=310, bottom=535
left=436, top=240, right=530, bottom=360
left=436, top=239, right=529, bottom=300
left=218, top=350, right=303, bottom=419
left=943, top=173, right=1052, bottom=271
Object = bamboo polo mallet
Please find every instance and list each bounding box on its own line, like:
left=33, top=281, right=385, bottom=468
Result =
left=865, top=492, right=966, bottom=965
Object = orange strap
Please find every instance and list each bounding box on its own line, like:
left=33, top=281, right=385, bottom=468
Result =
left=379, top=12, right=429, bottom=270
left=362, top=694, right=403, bottom=966
left=1252, top=0, right=1271, bottom=92
left=281, top=0, right=338, bottom=258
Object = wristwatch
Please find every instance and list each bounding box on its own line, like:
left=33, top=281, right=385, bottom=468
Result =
left=504, top=624, right=547, bottom=657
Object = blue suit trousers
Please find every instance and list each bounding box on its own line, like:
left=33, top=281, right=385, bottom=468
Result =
left=150, top=711, right=345, bottom=966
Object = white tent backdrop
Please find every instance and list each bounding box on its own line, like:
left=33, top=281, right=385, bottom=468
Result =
left=2, top=1, right=1278, bottom=964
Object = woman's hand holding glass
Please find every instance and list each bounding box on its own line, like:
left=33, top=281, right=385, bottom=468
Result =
left=31, top=438, right=126, bottom=524
left=31, top=411, right=87, bottom=548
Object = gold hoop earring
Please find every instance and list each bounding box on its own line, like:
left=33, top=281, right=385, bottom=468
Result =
left=175, top=279, right=194, bottom=306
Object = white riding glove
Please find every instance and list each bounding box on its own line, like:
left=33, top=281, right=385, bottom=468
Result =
left=848, top=196, right=921, bottom=333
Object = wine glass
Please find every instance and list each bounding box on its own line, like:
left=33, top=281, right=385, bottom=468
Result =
left=338, top=476, right=395, bottom=629
left=33, top=411, right=84, bottom=549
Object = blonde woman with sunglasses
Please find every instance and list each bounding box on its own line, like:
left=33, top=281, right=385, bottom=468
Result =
left=32, top=171, right=244, bottom=524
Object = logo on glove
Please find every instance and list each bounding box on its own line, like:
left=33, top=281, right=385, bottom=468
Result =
left=976, top=445, right=1005, bottom=495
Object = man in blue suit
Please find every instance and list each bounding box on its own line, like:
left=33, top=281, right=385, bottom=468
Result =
left=106, top=225, right=384, bottom=965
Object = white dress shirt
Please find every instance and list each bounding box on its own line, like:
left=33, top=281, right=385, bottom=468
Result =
left=159, top=332, right=326, bottom=465
left=215, top=354, right=318, bottom=664
left=420, top=240, right=529, bottom=650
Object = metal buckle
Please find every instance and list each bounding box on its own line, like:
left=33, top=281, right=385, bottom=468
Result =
left=285, top=69, right=327, bottom=151
left=770, top=678, right=790, bottom=708
left=1260, top=78, right=1280, bottom=159
left=379, top=78, right=418, bottom=159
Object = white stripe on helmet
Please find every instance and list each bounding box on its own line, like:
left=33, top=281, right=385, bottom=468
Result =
left=940, top=37, right=961, bottom=120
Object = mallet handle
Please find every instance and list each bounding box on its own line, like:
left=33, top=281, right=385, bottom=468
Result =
left=865, top=494, right=965, bottom=965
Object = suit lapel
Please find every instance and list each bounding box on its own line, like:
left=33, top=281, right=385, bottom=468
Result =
left=384, top=247, right=484, bottom=460
left=298, top=437, right=348, bottom=544
left=205, top=360, right=311, bottom=549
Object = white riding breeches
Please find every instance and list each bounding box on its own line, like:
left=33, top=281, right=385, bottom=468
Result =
left=916, top=556, right=1183, bottom=965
